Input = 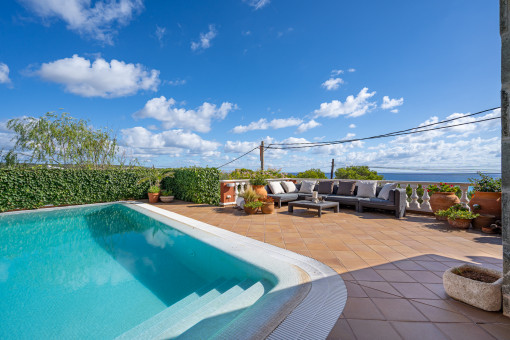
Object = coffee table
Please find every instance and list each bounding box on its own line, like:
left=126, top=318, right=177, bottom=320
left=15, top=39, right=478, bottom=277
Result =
left=288, top=200, right=339, bottom=217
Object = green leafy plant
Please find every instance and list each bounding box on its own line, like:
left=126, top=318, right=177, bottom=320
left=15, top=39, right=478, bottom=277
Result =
left=448, top=210, right=479, bottom=220
left=335, top=166, right=383, bottom=180
left=427, top=182, right=458, bottom=194
left=240, top=186, right=260, bottom=203
left=225, top=168, right=288, bottom=180
left=137, top=167, right=174, bottom=193
left=469, top=172, right=501, bottom=192
left=259, top=196, right=274, bottom=203
left=297, top=168, right=327, bottom=179
left=435, top=209, right=450, bottom=217
left=163, top=167, right=220, bottom=205
left=148, top=185, right=160, bottom=193
left=244, top=201, right=263, bottom=209
left=161, top=189, right=173, bottom=196
left=250, top=172, right=268, bottom=186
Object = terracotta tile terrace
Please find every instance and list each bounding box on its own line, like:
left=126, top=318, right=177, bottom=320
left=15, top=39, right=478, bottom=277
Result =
left=150, top=200, right=508, bottom=340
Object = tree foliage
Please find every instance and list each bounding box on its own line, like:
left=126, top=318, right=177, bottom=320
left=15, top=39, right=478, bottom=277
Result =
left=6, top=112, right=129, bottom=169
left=335, top=166, right=383, bottom=180
left=296, top=168, right=327, bottom=179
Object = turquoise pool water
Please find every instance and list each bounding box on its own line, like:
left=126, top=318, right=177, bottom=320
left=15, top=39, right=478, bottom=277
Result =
left=0, top=203, right=275, bottom=339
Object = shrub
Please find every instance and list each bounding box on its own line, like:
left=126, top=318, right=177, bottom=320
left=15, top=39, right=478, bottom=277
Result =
left=297, top=168, right=327, bottom=179
left=163, top=167, right=220, bottom=205
left=469, top=172, right=501, bottom=192
left=448, top=210, right=479, bottom=220
left=427, top=182, right=458, bottom=194
left=250, top=172, right=268, bottom=186
left=148, top=185, right=160, bottom=193
left=240, top=186, right=260, bottom=203
left=161, top=189, right=173, bottom=196
left=244, top=201, right=264, bottom=209
left=335, top=166, right=383, bottom=180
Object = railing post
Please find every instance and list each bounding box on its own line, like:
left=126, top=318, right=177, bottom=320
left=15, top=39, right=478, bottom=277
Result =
left=459, top=184, right=470, bottom=209
left=421, top=186, right=432, bottom=212
left=409, top=184, right=420, bottom=210
left=234, top=182, right=239, bottom=202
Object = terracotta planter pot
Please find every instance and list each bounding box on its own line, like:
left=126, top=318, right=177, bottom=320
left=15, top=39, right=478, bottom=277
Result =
left=261, top=202, right=274, bottom=214
left=160, top=195, right=174, bottom=203
left=244, top=206, right=259, bottom=215
left=435, top=214, right=448, bottom=221
left=429, top=192, right=460, bottom=213
left=482, top=226, right=499, bottom=234
left=252, top=185, right=267, bottom=198
left=148, top=192, right=160, bottom=203
left=448, top=218, right=472, bottom=229
left=472, top=214, right=496, bottom=230
left=469, top=192, right=502, bottom=219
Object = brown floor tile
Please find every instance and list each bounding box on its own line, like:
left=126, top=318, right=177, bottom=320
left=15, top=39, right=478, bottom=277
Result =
left=372, top=298, right=428, bottom=322
left=344, top=281, right=368, bottom=298
left=391, top=321, right=447, bottom=340
left=390, top=282, right=441, bottom=299
left=434, top=323, right=495, bottom=340
left=406, top=270, right=443, bottom=284
left=350, top=268, right=385, bottom=282
left=375, top=269, right=416, bottom=283
left=326, top=318, right=356, bottom=340
left=410, top=301, right=471, bottom=322
left=342, top=297, right=385, bottom=320
left=347, top=319, right=402, bottom=340
left=480, top=323, right=510, bottom=339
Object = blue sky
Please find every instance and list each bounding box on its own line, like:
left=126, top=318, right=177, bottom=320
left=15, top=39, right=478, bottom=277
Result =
left=0, top=0, right=501, bottom=172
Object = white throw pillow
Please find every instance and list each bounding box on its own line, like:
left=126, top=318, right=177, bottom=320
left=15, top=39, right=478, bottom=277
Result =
left=268, top=181, right=285, bottom=195
left=299, top=180, right=316, bottom=194
left=378, top=183, right=397, bottom=200
left=281, top=181, right=297, bottom=193
left=356, top=181, right=377, bottom=198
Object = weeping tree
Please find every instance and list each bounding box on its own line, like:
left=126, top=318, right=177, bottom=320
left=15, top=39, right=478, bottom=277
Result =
left=6, top=112, right=129, bottom=169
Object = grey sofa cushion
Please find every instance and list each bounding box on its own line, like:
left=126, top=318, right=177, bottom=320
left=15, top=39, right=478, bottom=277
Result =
left=268, top=193, right=299, bottom=202
left=336, top=181, right=356, bottom=196
left=299, top=180, right=316, bottom=193
left=326, top=195, right=366, bottom=204
left=356, top=181, right=377, bottom=198
left=318, top=181, right=334, bottom=194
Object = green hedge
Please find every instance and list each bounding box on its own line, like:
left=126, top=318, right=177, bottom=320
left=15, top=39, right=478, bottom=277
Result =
left=164, top=167, right=220, bottom=206
left=0, top=167, right=220, bottom=212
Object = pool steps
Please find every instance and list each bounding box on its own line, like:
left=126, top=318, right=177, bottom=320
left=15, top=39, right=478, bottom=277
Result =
left=116, top=278, right=268, bottom=339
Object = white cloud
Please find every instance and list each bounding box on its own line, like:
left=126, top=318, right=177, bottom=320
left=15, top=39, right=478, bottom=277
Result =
left=244, top=0, right=270, bottom=10
left=381, top=96, right=404, bottom=111
left=134, top=96, right=236, bottom=133
left=232, top=117, right=303, bottom=133
left=321, top=77, right=344, bottom=90
left=314, top=87, right=377, bottom=118
left=349, top=124, right=356, bottom=128
left=331, top=69, right=343, bottom=75
left=19, top=0, right=143, bottom=44
left=36, top=54, right=160, bottom=98
left=121, top=127, right=220, bottom=157
left=296, top=120, right=321, bottom=133
left=191, top=24, right=217, bottom=51
left=224, top=140, right=258, bottom=153
left=348, top=68, right=356, bottom=72
left=155, top=25, right=166, bottom=45
left=0, top=63, right=11, bottom=84
left=167, top=79, right=186, bottom=86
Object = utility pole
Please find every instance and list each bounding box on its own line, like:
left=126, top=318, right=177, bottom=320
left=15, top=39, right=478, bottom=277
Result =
left=260, top=141, right=264, bottom=171
left=500, top=0, right=510, bottom=317
left=330, top=159, right=335, bottom=179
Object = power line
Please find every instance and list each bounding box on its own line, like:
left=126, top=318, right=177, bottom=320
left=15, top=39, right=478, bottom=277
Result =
left=266, top=115, right=500, bottom=150
left=216, top=146, right=258, bottom=169
left=268, top=107, right=500, bottom=147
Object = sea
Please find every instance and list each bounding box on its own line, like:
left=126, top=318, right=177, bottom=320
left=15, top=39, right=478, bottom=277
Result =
left=288, top=172, right=501, bottom=183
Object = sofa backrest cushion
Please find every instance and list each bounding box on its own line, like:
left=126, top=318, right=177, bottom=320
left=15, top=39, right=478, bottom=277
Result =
left=281, top=181, right=298, bottom=193
left=268, top=181, right=285, bottom=195
left=318, top=181, right=334, bottom=194
left=299, top=180, right=316, bottom=194
left=378, top=183, right=397, bottom=200
left=356, top=181, right=377, bottom=198
left=336, top=181, right=356, bottom=196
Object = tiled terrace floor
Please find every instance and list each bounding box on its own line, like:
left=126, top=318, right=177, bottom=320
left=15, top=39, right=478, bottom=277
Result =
left=150, top=200, right=508, bottom=340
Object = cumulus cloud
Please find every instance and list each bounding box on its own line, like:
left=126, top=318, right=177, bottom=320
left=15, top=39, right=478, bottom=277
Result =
left=331, top=69, right=343, bottom=75
left=224, top=140, right=259, bottom=153
left=232, top=117, right=302, bottom=133
left=0, top=63, right=11, bottom=84
left=349, top=124, right=356, bottom=128
left=381, top=96, right=404, bottom=112
left=191, top=24, right=217, bottom=51
left=121, top=126, right=220, bottom=157
left=244, top=0, right=270, bottom=10
left=321, top=77, right=343, bottom=90
left=296, top=120, right=321, bottom=133
left=134, top=96, right=236, bottom=133
left=348, top=68, right=355, bottom=72
left=36, top=54, right=160, bottom=98
left=19, top=0, right=144, bottom=44
left=314, top=87, right=377, bottom=118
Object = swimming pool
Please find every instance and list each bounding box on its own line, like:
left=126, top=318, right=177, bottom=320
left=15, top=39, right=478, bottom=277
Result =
left=0, top=202, right=346, bottom=339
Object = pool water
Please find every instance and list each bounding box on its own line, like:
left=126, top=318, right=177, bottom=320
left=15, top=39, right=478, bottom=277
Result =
left=0, top=203, right=275, bottom=339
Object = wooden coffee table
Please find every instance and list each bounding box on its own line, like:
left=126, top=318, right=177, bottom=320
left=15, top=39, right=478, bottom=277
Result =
left=288, top=200, right=339, bottom=217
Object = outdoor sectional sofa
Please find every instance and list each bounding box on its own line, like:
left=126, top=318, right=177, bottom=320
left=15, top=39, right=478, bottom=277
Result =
left=266, top=181, right=407, bottom=218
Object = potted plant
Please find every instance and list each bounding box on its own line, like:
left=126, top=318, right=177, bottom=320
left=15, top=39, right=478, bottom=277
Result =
left=434, top=209, right=450, bottom=221
left=437, top=203, right=467, bottom=222
left=244, top=201, right=263, bottom=214
left=427, top=182, right=461, bottom=213
left=147, top=185, right=161, bottom=203
left=250, top=172, right=269, bottom=198
left=160, top=189, right=174, bottom=203
left=468, top=172, right=502, bottom=219
left=239, top=186, right=260, bottom=212
left=259, top=196, right=275, bottom=214
left=447, top=209, right=479, bottom=229
left=137, top=168, right=174, bottom=204
left=443, top=263, right=503, bottom=311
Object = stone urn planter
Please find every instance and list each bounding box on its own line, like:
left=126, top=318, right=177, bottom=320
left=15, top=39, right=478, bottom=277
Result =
left=472, top=214, right=496, bottom=230
left=443, top=264, right=503, bottom=311
left=447, top=218, right=472, bottom=229
left=469, top=192, right=502, bottom=219
left=252, top=185, right=267, bottom=198
left=244, top=206, right=259, bottom=215
left=429, top=192, right=460, bottom=213
left=148, top=192, right=160, bottom=203
left=261, top=202, right=275, bottom=214
left=160, top=195, right=174, bottom=203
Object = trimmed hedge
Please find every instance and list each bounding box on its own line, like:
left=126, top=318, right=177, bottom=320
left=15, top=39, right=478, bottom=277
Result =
left=0, top=167, right=220, bottom=212
left=164, top=167, right=220, bottom=206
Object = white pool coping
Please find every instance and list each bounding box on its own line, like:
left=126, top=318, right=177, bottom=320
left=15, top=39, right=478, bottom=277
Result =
left=2, top=202, right=347, bottom=339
